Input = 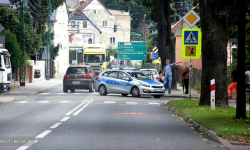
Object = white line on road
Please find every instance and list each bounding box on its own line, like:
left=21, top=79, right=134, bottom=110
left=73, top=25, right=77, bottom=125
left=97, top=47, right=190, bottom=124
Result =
left=16, top=140, right=37, bottom=150
left=59, top=101, right=70, bottom=103
left=61, top=117, right=70, bottom=121
left=65, top=101, right=87, bottom=115
left=15, top=101, right=28, bottom=103
left=148, top=102, right=160, bottom=105
left=104, top=101, right=115, bottom=104
left=73, top=99, right=93, bottom=115
left=126, top=102, right=138, bottom=105
left=39, top=93, right=50, bottom=95
left=57, top=93, right=66, bottom=95
left=36, top=130, right=51, bottom=138
left=37, top=101, right=50, bottom=103
left=74, top=93, right=82, bottom=95
left=50, top=123, right=62, bottom=129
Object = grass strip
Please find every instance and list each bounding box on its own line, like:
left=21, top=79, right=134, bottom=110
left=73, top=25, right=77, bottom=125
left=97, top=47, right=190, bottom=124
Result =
left=168, top=100, right=250, bottom=143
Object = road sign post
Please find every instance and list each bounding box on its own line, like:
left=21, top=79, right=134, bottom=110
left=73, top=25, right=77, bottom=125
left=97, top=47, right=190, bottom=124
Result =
left=210, top=79, right=215, bottom=110
left=118, top=42, right=147, bottom=60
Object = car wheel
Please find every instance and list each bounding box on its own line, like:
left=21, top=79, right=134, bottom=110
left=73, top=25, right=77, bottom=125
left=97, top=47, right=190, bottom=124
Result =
left=70, top=89, right=75, bottom=93
left=153, top=95, right=162, bottom=98
left=98, top=85, right=107, bottom=96
left=89, top=82, right=94, bottom=92
left=121, top=94, right=128, bottom=96
left=63, top=86, right=68, bottom=93
left=131, top=86, right=140, bottom=97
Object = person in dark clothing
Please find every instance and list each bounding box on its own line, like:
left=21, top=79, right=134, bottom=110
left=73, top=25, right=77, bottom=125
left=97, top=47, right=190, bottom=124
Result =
left=159, top=66, right=165, bottom=83
left=182, top=64, right=189, bottom=94
left=228, top=66, right=237, bottom=102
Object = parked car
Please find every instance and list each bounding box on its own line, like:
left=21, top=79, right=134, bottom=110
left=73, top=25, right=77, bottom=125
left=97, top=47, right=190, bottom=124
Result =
left=95, top=70, right=165, bottom=98
left=140, top=69, right=159, bottom=80
left=34, top=69, right=41, bottom=78
left=126, top=71, right=154, bottom=80
left=63, top=65, right=96, bottom=93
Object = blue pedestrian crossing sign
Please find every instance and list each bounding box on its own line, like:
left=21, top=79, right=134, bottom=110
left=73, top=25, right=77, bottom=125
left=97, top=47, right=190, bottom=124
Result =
left=184, top=31, right=198, bottom=45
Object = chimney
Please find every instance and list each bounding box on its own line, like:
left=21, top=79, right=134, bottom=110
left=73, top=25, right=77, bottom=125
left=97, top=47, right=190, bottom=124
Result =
left=80, top=1, right=85, bottom=5
left=76, top=8, right=81, bottom=15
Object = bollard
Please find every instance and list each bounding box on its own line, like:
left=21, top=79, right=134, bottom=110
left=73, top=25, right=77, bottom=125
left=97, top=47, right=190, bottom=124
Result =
left=210, top=79, right=215, bottom=110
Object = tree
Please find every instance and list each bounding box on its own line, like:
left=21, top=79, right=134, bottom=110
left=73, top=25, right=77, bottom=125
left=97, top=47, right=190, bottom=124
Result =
left=1, top=29, right=21, bottom=73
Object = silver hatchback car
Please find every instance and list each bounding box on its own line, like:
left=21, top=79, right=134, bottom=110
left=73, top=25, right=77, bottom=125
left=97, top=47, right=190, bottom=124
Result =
left=95, top=70, right=165, bottom=98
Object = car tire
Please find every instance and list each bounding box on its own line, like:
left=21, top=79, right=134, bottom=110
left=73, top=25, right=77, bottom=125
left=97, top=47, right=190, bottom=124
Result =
left=131, top=86, right=140, bottom=97
left=89, top=82, right=94, bottom=92
left=98, top=85, right=107, bottom=96
left=121, top=94, right=128, bottom=96
left=63, top=86, right=68, bottom=93
left=153, top=95, right=162, bottom=98
left=70, top=89, right=75, bottom=93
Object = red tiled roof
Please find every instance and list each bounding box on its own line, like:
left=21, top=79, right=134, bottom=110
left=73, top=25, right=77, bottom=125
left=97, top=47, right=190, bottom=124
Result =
left=171, top=19, right=183, bottom=31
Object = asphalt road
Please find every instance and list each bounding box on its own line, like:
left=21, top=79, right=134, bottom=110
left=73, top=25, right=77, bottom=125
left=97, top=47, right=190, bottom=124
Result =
left=0, top=86, right=226, bottom=150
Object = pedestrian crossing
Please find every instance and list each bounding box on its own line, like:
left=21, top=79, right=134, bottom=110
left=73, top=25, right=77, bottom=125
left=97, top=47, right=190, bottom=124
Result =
left=14, top=100, right=162, bottom=105
left=38, top=93, right=86, bottom=95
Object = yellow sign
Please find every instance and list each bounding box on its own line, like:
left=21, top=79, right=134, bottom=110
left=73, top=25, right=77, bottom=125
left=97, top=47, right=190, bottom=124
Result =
left=183, top=10, right=200, bottom=28
left=152, top=47, right=158, bottom=53
left=181, top=28, right=201, bottom=59
left=185, top=46, right=196, bottom=56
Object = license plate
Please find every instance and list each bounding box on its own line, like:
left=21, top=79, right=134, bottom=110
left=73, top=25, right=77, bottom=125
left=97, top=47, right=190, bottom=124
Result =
left=154, top=89, right=163, bottom=92
left=72, top=81, right=80, bottom=84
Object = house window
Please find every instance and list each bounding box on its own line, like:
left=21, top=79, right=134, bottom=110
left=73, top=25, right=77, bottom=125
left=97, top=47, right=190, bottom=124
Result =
left=93, top=10, right=97, bottom=14
left=110, top=37, right=115, bottom=45
left=103, top=21, right=107, bottom=27
left=71, top=21, right=75, bottom=28
left=83, top=21, right=87, bottom=28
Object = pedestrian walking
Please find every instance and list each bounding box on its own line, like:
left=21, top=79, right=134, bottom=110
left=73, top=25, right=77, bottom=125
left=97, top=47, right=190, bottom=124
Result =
left=182, top=63, right=189, bottom=94
left=228, top=66, right=238, bottom=102
left=245, top=66, right=250, bottom=89
left=163, top=59, right=182, bottom=94
left=159, top=66, right=165, bottom=83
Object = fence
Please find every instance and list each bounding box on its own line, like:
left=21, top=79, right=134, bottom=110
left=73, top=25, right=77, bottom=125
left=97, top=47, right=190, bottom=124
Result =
left=175, top=66, right=202, bottom=88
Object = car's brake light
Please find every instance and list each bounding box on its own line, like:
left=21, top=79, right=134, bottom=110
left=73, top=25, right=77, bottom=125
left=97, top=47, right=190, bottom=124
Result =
left=84, top=74, right=91, bottom=78
left=64, top=75, right=69, bottom=78
left=156, top=76, right=159, bottom=79
left=96, top=76, right=99, bottom=80
left=36, top=71, right=40, bottom=74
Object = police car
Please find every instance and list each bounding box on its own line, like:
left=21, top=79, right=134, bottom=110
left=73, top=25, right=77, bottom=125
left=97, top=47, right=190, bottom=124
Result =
left=95, top=70, right=165, bottom=98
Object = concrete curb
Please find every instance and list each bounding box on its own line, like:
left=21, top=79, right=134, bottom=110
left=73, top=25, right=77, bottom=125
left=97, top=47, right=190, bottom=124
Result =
left=164, top=102, right=238, bottom=150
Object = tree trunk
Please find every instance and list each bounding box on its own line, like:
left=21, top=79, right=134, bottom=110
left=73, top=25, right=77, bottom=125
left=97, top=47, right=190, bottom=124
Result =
left=157, top=0, right=176, bottom=89
left=199, top=0, right=228, bottom=106
left=236, top=0, right=246, bottom=119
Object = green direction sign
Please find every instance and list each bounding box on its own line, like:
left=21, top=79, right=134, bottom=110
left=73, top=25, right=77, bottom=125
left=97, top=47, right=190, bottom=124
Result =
left=118, top=42, right=147, bottom=60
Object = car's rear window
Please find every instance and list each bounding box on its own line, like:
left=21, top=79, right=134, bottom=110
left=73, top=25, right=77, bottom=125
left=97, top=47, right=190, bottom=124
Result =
left=66, top=67, right=88, bottom=74
left=141, top=70, right=157, bottom=75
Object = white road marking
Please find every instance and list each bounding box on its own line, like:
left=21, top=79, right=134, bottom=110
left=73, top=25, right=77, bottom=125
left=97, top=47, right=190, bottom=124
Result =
left=36, top=130, right=51, bottom=138
left=73, top=99, right=93, bottom=115
left=39, top=93, right=50, bottom=95
left=16, top=140, right=37, bottom=150
left=61, top=117, right=70, bottom=121
left=104, top=101, right=115, bottom=104
left=57, top=93, right=66, bottom=95
left=37, top=101, right=50, bottom=103
left=59, top=101, right=70, bottom=103
left=74, top=93, right=82, bottom=95
left=65, top=101, right=87, bottom=115
left=50, top=123, right=62, bottom=129
left=126, top=102, right=138, bottom=105
left=15, top=101, right=28, bottom=103
left=148, top=102, right=160, bottom=105
left=17, top=146, right=29, bottom=150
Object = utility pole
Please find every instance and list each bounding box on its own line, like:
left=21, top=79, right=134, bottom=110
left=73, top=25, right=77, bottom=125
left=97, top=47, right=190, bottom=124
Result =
left=46, top=0, right=51, bottom=80
left=19, top=0, right=26, bottom=86
left=143, top=14, right=146, bottom=42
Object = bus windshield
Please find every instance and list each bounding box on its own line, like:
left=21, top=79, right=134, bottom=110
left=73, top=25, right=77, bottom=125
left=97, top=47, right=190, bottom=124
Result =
left=84, top=54, right=105, bottom=63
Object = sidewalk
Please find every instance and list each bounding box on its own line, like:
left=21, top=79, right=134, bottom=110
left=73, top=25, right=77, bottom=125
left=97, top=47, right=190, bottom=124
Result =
left=0, top=77, right=63, bottom=104
left=164, top=83, right=200, bottom=98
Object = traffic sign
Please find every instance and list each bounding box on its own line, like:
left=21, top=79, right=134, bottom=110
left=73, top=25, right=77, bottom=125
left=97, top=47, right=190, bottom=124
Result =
left=152, top=47, right=158, bottom=53
left=118, top=42, right=147, bottom=60
left=183, top=9, right=200, bottom=28
left=78, top=48, right=83, bottom=53
left=181, top=28, right=201, bottom=59
left=0, top=23, right=4, bottom=33
left=152, top=52, right=158, bottom=59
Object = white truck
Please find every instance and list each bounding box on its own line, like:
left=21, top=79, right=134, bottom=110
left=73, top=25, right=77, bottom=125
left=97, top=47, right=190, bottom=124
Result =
left=0, top=44, right=12, bottom=92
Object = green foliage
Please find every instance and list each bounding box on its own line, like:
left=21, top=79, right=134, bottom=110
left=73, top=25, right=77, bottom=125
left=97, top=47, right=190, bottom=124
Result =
left=168, top=100, right=250, bottom=142
left=107, top=47, right=118, bottom=62
left=1, top=29, right=21, bottom=73
left=51, top=43, right=59, bottom=60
